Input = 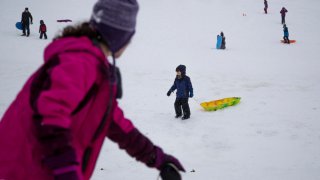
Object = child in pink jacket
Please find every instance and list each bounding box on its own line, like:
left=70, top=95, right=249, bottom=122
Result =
left=0, top=0, right=185, bottom=180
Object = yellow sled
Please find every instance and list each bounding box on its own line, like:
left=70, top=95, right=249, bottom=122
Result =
left=200, top=97, right=241, bottom=111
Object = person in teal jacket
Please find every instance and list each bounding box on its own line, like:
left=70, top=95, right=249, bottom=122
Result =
left=283, top=24, right=290, bottom=43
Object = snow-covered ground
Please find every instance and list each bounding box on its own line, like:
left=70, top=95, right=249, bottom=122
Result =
left=1, top=0, right=320, bottom=179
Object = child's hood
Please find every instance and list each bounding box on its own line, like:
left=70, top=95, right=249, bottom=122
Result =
left=176, top=64, right=186, bottom=75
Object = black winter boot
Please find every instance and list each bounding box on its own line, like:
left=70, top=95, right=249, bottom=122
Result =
left=175, top=114, right=182, bottom=118
left=181, top=116, right=190, bottom=120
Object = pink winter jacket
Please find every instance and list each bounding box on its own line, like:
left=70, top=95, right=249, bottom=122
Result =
left=0, top=37, right=158, bottom=180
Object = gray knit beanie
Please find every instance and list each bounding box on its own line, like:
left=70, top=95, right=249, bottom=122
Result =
left=90, top=0, right=139, bottom=53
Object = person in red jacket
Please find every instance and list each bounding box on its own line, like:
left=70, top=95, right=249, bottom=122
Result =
left=39, top=20, right=47, bottom=39
left=280, top=7, right=288, bottom=24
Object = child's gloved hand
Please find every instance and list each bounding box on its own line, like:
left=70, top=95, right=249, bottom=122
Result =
left=153, top=147, right=185, bottom=180
left=153, top=147, right=185, bottom=172
left=160, top=163, right=183, bottom=180
left=189, top=92, right=193, bottom=98
left=167, top=91, right=171, bottom=96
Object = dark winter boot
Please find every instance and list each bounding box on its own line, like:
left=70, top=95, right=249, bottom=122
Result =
left=284, top=37, right=290, bottom=44
left=175, top=114, right=182, bottom=118
left=181, top=116, right=190, bottom=120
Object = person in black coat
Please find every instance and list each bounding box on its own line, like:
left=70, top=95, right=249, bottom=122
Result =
left=220, top=32, right=226, bottom=49
left=21, top=7, right=33, bottom=36
left=264, top=0, right=268, bottom=14
left=280, top=7, right=288, bottom=24
left=167, top=65, right=193, bottom=120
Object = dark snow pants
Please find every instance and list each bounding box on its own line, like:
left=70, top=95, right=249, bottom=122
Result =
left=221, top=38, right=226, bottom=49
left=283, top=36, right=290, bottom=43
left=22, top=22, right=30, bottom=36
left=174, top=98, right=190, bottom=117
left=221, top=42, right=226, bottom=49
left=40, top=32, right=47, bottom=39
left=281, top=16, right=286, bottom=24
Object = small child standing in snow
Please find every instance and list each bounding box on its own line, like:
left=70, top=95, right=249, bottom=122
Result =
left=283, top=24, right=290, bottom=43
left=39, top=20, right=47, bottom=39
left=167, top=65, right=193, bottom=120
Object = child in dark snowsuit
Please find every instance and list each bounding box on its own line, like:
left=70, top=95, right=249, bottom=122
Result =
left=39, top=20, right=47, bottom=39
left=283, top=24, right=290, bottom=43
left=220, top=32, right=226, bottom=49
left=264, top=0, right=268, bottom=14
left=280, top=7, right=288, bottom=24
left=167, top=65, right=193, bottom=120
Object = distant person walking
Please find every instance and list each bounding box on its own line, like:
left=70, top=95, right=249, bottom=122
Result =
left=21, top=7, right=33, bottom=36
left=39, top=20, right=47, bottom=39
left=264, top=0, right=268, bottom=14
left=280, top=7, right=288, bottom=24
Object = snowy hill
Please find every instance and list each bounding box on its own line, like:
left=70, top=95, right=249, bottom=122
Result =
left=1, top=0, right=320, bottom=179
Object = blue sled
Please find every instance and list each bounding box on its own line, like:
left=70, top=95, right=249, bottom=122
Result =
left=16, top=22, right=23, bottom=30
left=216, top=35, right=222, bottom=49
